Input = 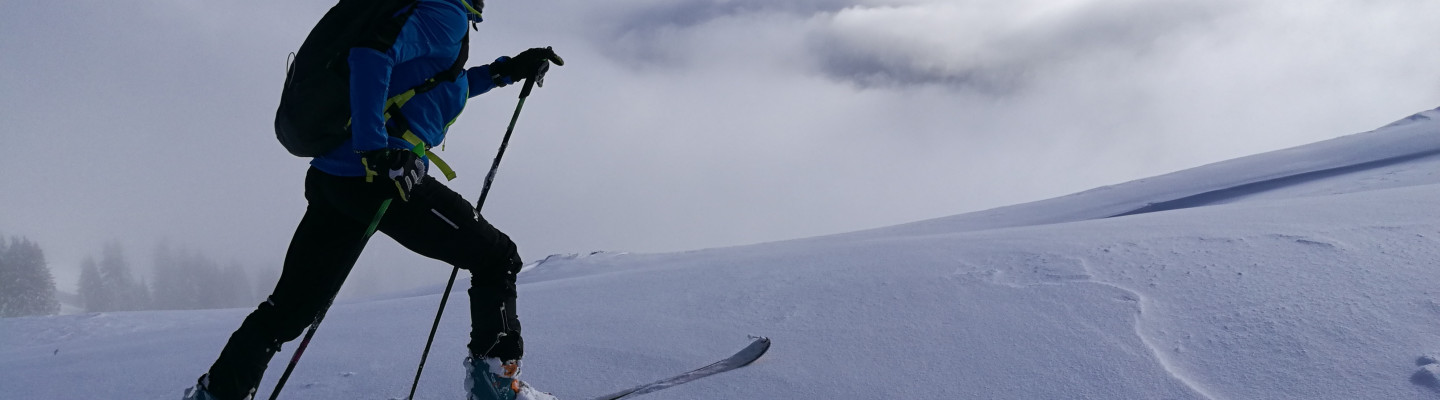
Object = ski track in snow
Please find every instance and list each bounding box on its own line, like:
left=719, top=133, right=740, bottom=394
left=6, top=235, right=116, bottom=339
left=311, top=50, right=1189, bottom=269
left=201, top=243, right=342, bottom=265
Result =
left=963, top=253, right=1218, bottom=400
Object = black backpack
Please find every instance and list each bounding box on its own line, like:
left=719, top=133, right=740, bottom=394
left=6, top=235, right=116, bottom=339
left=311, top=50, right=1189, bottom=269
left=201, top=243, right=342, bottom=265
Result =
left=275, top=0, right=469, bottom=157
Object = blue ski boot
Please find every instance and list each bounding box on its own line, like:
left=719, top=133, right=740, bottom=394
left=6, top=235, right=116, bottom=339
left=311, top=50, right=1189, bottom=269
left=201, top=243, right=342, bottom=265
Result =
left=465, top=357, right=557, bottom=400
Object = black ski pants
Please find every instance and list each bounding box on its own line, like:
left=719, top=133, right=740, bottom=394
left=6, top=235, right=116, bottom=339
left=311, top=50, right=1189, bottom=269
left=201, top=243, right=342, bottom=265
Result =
left=202, top=168, right=524, bottom=400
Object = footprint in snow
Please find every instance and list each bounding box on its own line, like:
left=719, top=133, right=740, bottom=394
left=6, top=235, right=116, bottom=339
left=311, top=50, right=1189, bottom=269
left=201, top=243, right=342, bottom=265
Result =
left=1412, top=355, right=1440, bottom=391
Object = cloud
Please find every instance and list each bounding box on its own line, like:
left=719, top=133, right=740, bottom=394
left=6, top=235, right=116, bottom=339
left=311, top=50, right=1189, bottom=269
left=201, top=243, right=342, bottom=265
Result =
left=583, top=0, right=846, bottom=70
left=6, top=0, right=1440, bottom=297
left=587, top=0, right=1243, bottom=92
left=615, top=0, right=855, bottom=31
left=807, top=0, right=1238, bottom=92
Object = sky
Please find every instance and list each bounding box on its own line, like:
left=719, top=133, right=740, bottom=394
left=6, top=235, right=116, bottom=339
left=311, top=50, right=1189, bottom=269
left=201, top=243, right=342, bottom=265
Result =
left=3, top=0, right=1439, bottom=297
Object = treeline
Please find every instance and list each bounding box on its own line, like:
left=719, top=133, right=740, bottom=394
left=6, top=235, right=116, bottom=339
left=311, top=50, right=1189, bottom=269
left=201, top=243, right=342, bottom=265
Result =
left=0, top=236, right=61, bottom=317
left=0, top=235, right=277, bottom=316
left=78, top=242, right=273, bottom=312
left=0, top=234, right=277, bottom=317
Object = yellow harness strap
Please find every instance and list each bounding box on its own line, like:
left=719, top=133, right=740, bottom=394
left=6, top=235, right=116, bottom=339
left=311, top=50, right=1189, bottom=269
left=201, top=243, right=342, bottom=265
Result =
left=351, top=87, right=458, bottom=181
left=400, top=131, right=457, bottom=181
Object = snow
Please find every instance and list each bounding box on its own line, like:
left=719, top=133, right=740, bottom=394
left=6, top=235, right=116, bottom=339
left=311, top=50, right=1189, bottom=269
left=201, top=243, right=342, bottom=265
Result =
left=6, top=108, right=1440, bottom=399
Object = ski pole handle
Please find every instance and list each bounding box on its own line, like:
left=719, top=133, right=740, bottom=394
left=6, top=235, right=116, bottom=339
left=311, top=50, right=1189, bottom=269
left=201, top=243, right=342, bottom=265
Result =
left=518, top=60, right=550, bottom=99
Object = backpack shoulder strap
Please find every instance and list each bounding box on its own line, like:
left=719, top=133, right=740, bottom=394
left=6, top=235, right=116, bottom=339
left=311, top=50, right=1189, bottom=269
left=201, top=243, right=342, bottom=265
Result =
left=355, top=0, right=422, bottom=52
left=377, top=33, right=470, bottom=181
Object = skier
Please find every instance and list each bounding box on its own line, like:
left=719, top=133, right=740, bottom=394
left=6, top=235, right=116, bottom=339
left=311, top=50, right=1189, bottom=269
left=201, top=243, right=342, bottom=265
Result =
left=184, top=0, right=562, bottom=398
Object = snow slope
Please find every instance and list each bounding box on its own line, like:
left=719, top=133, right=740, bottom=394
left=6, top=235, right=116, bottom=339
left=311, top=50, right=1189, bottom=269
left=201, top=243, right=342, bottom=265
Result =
left=5, top=108, right=1440, bottom=399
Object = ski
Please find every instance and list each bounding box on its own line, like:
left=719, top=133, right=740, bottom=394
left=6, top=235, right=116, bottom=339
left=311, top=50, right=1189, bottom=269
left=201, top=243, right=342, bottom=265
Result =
left=586, top=336, right=771, bottom=400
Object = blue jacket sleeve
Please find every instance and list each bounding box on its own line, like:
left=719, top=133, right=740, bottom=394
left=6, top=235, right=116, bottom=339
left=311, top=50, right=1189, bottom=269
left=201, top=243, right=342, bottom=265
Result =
left=466, top=65, right=498, bottom=97
left=348, top=3, right=469, bottom=152
left=348, top=48, right=394, bottom=152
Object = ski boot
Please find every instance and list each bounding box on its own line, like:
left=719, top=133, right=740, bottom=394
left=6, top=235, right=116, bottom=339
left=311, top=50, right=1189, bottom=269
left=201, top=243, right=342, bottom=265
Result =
left=183, top=374, right=257, bottom=400
left=465, top=357, right=557, bottom=400
left=182, top=375, right=222, bottom=400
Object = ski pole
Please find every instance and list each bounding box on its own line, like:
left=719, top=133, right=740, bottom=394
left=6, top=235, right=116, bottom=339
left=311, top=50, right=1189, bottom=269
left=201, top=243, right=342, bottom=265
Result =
left=407, top=62, right=549, bottom=400
left=268, top=198, right=392, bottom=400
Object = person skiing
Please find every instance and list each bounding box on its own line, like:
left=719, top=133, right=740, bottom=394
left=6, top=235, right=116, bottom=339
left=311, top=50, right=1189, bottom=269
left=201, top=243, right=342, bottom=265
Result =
left=184, top=0, right=563, bottom=398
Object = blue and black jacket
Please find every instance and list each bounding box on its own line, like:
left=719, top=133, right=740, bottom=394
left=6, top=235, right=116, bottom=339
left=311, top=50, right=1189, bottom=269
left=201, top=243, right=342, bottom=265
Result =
left=311, top=0, right=498, bottom=177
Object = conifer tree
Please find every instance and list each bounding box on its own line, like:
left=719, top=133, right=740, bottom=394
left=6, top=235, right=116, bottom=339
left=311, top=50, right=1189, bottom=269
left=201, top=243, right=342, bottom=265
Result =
left=78, top=243, right=149, bottom=312
left=77, top=256, right=107, bottom=312
left=0, top=236, right=60, bottom=317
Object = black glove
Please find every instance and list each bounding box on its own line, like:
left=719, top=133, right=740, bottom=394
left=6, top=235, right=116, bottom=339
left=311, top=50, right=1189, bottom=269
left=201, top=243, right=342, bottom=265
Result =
left=488, top=47, right=565, bottom=86
left=360, top=148, right=426, bottom=201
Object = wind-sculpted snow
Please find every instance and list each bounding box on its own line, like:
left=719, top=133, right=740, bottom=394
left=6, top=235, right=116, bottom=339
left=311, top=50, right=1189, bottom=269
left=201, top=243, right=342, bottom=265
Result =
left=507, top=185, right=1440, bottom=399
left=6, top=109, right=1440, bottom=399
left=1066, top=204, right=1440, bottom=399
left=954, top=252, right=1215, bottom=399
left=1110, top=149, right=1440, bottom=218
left=850, top=107, right=1440, bottom=239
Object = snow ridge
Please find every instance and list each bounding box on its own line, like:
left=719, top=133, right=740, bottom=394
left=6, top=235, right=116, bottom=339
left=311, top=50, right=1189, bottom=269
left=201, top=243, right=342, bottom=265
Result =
left=1110, top=147, right=1440, bottom=218
left=1381, top=106, right=1440, bottom=129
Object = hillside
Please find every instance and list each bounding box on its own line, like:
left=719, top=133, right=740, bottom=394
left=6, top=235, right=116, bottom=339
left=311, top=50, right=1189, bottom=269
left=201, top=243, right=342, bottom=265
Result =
left=5, top=108, right=1440, bottom=399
